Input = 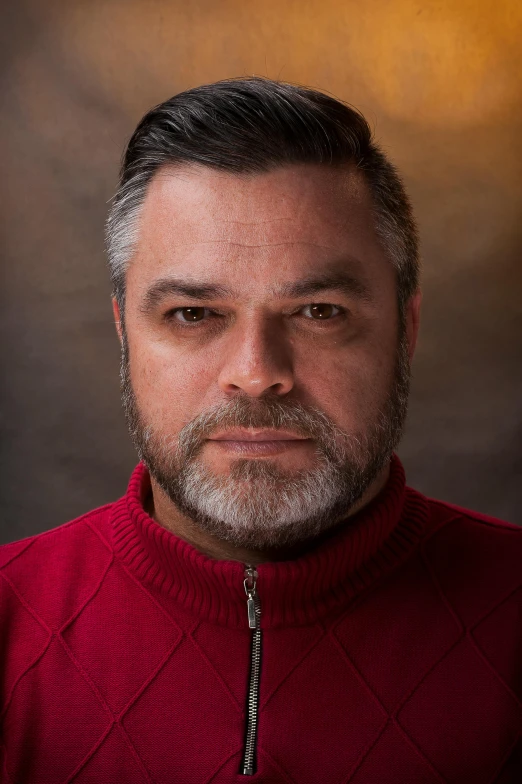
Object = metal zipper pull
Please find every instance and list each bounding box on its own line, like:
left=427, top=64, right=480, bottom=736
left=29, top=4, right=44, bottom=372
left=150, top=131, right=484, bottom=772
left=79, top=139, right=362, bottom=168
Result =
left=244, top=565, right=258, bottom=629
left=247, top=594, right=257, bottom=629
left=241, top=565, right=262, bottom=776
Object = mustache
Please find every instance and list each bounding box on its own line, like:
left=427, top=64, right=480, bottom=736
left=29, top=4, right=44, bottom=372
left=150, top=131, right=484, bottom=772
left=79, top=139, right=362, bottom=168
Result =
left=176, top=395, right=348, bottom=461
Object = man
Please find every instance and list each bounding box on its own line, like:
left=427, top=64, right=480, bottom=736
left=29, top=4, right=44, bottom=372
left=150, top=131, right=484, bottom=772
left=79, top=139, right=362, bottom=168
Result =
left=1, top=79, right=520, bottom=784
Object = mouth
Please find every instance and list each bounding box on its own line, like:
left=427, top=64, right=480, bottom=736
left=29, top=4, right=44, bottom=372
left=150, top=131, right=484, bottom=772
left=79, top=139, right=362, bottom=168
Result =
left=207, top=429, right=311, bottom=456
left=209, top=428, right=309, bottom=442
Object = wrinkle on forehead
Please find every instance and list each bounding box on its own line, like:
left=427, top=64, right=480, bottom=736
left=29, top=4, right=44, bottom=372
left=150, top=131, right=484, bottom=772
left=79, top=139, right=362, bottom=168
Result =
left=129, top=163, right=386, bottom=293
left=139, top=239, right=341, bottom=250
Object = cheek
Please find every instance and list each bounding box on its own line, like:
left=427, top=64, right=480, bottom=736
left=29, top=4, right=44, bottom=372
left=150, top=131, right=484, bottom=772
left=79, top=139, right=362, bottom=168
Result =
left=128, top=338, right=219, bottom=425
left=293, top=341, right=396, bottom=429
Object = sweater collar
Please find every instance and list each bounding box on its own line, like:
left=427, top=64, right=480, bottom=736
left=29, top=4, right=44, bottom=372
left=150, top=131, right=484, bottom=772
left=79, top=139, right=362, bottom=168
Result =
left=110, top=455, right=428, bottom=628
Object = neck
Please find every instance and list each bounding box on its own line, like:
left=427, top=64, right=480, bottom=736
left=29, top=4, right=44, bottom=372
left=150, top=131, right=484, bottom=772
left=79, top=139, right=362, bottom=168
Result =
left=146, top=463, right=391, bottom=565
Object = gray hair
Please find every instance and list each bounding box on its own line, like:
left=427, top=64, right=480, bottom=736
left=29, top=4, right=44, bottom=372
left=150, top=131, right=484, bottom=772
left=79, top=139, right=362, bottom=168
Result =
left=106, top=78, right=419, bottom=315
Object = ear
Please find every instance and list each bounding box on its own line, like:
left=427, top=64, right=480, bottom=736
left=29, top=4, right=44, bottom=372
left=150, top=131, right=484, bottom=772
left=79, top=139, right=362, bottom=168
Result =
left=405, top=289, right=422, bottom=360
left=112, top=297, right=123, bottom=344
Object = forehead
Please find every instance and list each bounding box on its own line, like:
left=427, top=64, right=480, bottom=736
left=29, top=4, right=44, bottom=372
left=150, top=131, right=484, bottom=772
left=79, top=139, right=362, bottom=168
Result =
left=129, top=163, right=392, bottom=294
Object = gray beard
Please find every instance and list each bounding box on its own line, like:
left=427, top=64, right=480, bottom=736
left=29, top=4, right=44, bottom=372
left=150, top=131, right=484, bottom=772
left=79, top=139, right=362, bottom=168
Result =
left=120, top=331, right=410, bottom=550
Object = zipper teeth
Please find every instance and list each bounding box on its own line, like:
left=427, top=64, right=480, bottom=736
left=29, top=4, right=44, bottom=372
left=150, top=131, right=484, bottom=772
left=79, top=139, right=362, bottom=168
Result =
left=242, top=619, right=262, bottom=775
left=241, top=566, right=262, bottom=777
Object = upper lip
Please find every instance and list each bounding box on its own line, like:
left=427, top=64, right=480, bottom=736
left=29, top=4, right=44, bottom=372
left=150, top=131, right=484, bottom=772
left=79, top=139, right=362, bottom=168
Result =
left=209, top=428, right=309, bottom=441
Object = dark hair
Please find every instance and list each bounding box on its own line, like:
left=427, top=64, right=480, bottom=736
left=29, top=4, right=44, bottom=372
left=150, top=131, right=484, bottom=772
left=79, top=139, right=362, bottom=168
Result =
left=106, top=77, right=419, bottom=314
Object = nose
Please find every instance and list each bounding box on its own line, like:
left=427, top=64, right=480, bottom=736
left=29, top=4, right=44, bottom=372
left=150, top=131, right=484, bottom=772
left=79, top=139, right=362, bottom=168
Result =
left=217, top=316, right=295, bottom=398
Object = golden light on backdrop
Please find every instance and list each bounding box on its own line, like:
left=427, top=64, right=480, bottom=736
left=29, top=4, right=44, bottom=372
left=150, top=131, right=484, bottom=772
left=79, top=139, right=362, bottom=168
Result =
left=345, top=0, right=522, bottom=126
left=50, top=0, right=522, bottom=128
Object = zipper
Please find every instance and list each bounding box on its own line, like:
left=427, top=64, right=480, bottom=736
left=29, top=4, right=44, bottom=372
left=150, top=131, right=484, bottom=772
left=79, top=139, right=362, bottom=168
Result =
left=241, top=565, right=262, bottom=776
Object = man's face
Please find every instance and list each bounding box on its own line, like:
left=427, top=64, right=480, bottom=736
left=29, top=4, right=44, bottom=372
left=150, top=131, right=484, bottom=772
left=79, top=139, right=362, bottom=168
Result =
left=117, top=163, right=419, bottom=549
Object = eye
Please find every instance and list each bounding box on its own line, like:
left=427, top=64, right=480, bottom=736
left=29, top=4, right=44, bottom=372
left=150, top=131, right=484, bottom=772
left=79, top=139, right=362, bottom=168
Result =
left=300, top=303, right=343, bottom=320
left=170, top=306, right=209, bottom=323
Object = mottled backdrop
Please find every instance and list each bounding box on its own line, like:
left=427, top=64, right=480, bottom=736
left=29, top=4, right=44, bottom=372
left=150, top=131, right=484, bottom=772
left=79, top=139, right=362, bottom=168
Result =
left=1, top=0, right=521, bottom=543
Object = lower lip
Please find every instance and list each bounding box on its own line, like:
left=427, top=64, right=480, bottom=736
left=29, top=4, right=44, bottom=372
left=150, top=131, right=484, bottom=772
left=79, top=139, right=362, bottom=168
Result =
left=208, top=439, right=310, bottom=456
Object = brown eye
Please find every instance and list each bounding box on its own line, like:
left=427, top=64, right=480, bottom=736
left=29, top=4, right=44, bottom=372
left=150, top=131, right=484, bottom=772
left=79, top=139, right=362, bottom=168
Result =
left=304, top=303, right=340, bottom=320
left=174, top=307, right=207, bottom=322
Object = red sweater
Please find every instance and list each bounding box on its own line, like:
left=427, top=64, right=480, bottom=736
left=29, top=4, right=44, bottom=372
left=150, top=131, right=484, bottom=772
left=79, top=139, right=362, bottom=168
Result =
left=1, top=456, right=521, bottom=783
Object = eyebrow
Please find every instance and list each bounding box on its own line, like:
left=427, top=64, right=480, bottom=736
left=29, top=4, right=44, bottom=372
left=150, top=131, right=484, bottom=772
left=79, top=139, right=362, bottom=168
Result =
left=278, top=272, right=373, bottom=302
left=141, top=280, right=234, bottom=312
left=141, top=268, right=373, bottom=313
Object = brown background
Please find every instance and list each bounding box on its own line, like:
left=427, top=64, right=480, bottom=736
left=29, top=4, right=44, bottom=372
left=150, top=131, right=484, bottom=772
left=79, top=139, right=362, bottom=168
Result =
left=1, top=0, right=521, bottom=544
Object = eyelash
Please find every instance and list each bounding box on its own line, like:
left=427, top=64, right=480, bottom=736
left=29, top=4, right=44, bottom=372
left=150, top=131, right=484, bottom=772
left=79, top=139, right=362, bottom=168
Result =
left=165, top=304, right=347, bottom=329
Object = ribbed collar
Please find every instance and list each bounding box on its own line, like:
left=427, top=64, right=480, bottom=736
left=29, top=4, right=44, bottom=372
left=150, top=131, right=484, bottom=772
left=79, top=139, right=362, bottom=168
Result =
left=110, top=455, right=428, bottom=628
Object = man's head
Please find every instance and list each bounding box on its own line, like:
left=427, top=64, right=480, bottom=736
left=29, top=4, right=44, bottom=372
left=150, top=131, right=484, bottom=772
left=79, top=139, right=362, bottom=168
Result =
left=106, top=78, right=421, bottom=552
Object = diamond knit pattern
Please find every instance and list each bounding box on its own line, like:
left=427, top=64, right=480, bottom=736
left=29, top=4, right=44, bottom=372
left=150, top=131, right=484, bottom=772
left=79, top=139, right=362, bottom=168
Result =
left=1, top=459, right=521, bottom=783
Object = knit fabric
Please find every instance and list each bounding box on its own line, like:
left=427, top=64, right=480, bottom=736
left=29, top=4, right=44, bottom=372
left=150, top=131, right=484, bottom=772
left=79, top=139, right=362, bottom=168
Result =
left=1, top=456, right=521, bottom=783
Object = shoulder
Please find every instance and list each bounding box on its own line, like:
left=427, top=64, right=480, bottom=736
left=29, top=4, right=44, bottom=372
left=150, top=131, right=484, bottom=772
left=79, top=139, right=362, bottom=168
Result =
left=0, top=503, right=117, bottom=630
left=415, top=491, right=522, bottom=628
left=424, top=493, right=521, bottom=533
left=0, top=502, right=116, bottom=571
